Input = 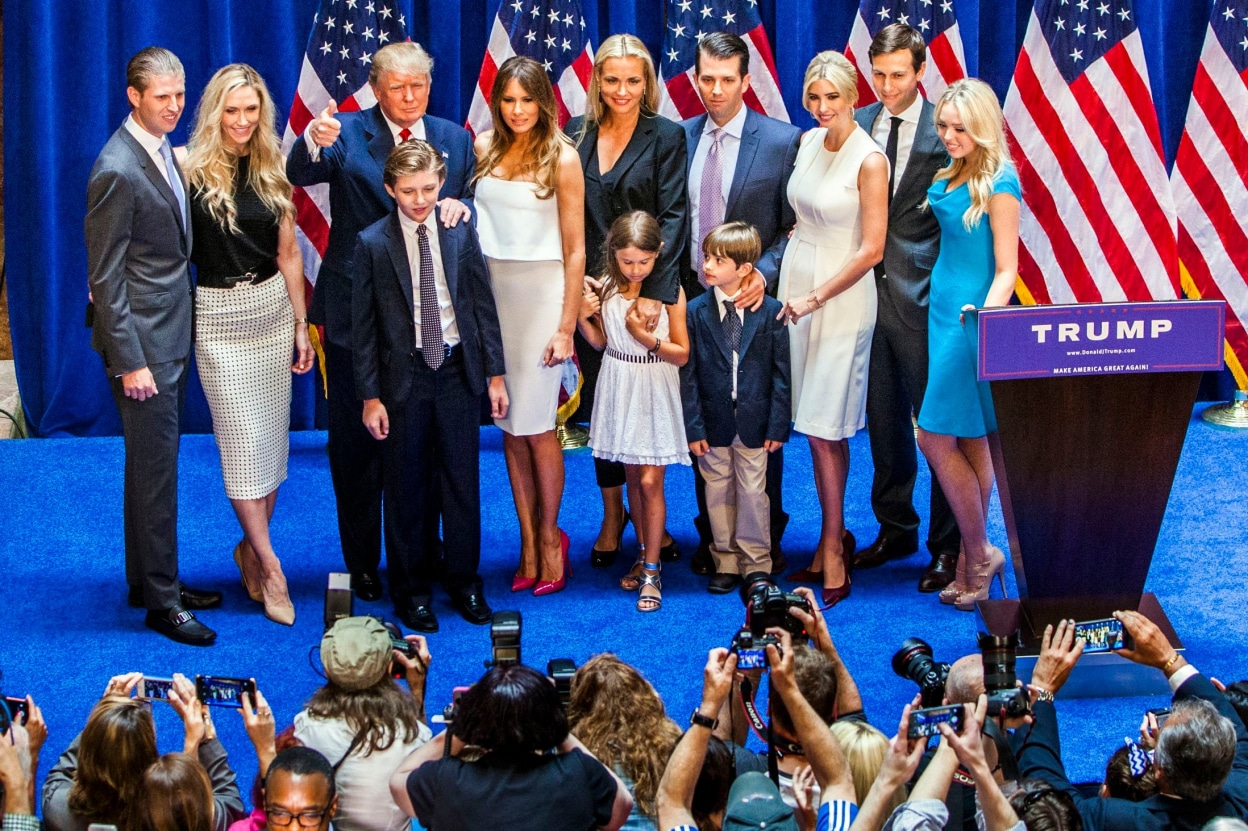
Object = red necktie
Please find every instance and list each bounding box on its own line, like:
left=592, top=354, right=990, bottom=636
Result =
left=399, top=128, right=412, bottom=143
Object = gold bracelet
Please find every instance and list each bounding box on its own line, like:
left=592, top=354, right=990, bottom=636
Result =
left=295, top=317, right=308, bottom=324
left=806, top=290, right=822, bottom=310
left=1162, top=652, right=1181, bottom=673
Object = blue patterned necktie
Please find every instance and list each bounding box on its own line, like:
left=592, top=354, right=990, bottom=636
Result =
left=417, top=224, right=444, bottom=369
left=722, top=299, right=741, bottom=354
left=159, top=139, right=187, bottom=231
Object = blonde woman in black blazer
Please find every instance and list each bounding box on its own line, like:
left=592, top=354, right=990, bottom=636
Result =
left=565, top=33, right=689, bottom=573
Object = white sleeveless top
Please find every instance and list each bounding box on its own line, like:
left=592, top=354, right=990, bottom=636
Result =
left=474, top=177, right=563, bottom=261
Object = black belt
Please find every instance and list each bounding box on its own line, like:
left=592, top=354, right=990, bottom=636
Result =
left=197, top=263, right=278, bottom=289
left=606, top=348, right=661, bottom=364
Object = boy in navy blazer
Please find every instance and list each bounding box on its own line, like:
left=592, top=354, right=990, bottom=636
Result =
left=681, top=222, right=791, bottom=592
left=352, top=140, right=507, bottom=633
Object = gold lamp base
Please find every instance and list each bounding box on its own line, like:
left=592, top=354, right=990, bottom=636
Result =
left=1201, top=393, right=1248, bottom=430
left=557, top=422, right=590, bottom=450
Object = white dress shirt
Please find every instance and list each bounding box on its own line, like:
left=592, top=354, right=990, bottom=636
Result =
left=713, top=285, right=745, bottom=400
left=304, top=111, right=426, bottom=159
left=124, top=114, right=175, bottom=189
left=870, top=92, right=924, bottom=198
left=398, top=210, right=460, bottom=349
left=690, top=105, right=748, bottom=269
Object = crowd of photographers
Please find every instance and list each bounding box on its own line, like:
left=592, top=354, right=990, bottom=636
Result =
left=4, top=577, right=1248, bottom=831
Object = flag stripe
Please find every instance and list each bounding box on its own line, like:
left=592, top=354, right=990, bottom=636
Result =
left=1191, top=64, right=1248, bottom=194
left=1178, top=228, right=1248, bottom=380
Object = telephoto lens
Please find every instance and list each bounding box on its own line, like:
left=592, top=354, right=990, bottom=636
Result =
left=892, top=638, right=951, bottom=708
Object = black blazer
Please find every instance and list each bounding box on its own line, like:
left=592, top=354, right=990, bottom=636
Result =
left=680, top=108, right=800, bottom=294
left=567, top=112, right=688, bottom=305
left=287, top=106, right=474, bottom=346
left=681, top=291, right=790, bottom=449
left=1017, top=672, right=1248, bottom=831
left=350, top=207, right=505, bottom=405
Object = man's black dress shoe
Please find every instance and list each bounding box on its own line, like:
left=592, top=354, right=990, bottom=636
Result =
left=145, top=605, right=216, bottom=646
left=769, top=546, right=787, bottom=576
left=129, top=584, right=223, bottom=610
left=851, top=531, right=920, bottom=570
left=691, top=542, right=714, bottom=576
left=707, top=573, right=741, bottom=594
left=918, top=551, right=959, bottom=593
left=397, top=603, right=439, bottom=633
left=352, top=572, right=383, bottom=602
left=452, top=592, right=493, bottom=625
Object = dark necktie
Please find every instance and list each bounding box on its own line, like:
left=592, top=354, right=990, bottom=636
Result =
left=417, top=224, right=444, bottom=369
left=722, top=299, right=741, bottom=354
left=399, top=127, right=412, bottom=143
left=885, top=116, right=902, bottom=203
left=159, top=139, right=187, bottom=231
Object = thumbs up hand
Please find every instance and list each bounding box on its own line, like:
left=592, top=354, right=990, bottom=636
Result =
left=310, top=100, right=341, bottom=148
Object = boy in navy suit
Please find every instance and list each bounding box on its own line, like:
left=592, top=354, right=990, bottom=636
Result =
left=352, top=140, right=507, bottom=633
left=681, top=222, right=791, bottom=593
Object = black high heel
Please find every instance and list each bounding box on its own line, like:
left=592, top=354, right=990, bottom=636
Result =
left=591, top=511, right=630, bottom=568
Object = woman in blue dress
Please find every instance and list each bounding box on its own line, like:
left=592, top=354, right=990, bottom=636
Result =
left=915, top=79, right=1020, bottom=611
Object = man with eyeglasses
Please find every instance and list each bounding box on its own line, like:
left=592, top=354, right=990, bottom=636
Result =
left=265, top=747, right=339, bottom=831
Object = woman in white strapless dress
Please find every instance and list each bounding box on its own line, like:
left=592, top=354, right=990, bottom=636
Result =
left=472, top=56, right=585, bottom=595
left=776, top=52, right=888, bottom=608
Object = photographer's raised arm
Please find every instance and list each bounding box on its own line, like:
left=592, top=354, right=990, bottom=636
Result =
left=766, top=630, right=855, bottom=804
left=395, top=634, right=433, bottom=725
left=939, top=697, right=1021, bottom=831
left=1016, top=621, right=1084, bottom=802
left=791, top=587, right=864, bottom=717
left=658, top=648, right=738, bottom=830
left=0, top=734, right=33, bottom=817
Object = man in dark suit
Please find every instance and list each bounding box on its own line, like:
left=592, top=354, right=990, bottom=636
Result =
left=679, top=32, right=801, bottom=578
left=352, top=140, right=507, bottom=633
left=852, top=24, right=959, bottom=591
left=1020, top=613, right=1248, bottom=830
left=86, top=46, right=220, bottom=646
left=287, top=42, right=474, bottom=604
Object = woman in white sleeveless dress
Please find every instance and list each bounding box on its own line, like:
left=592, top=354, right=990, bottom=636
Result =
left=777, top=51, right=889, bottom=608
left=473, top=56, right=586, bottom=595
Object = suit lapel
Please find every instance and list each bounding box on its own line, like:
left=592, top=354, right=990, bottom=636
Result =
left=702, top=295, right=734, bottom=364
left=384, top=214, right=416, bottom=318
left=437, top=211, right=459, bottom=300
left=366, top=106, right=394, bottom=175
left=892, top=99, right=940, bottom=209
left=574, top=120, right=596, bottom=170
left=685, top=114, right=706, bottom=176
left=117, top=126, right=184, bottom=235
left=737, top=305, right=763, bottom=361
left=725, top=110, right=759, bottom=217
left=607, top=116, right=657, bottom=181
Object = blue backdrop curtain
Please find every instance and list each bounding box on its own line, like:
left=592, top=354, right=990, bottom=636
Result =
left=4, top=0, right=1217, bottom=437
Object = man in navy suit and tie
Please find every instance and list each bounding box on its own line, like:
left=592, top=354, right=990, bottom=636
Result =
left=680, top=32, right=801, bottom=579
left=852, top=25, right=960, bottom=591
left=352, top=140, right=507, bottom=633
left=287, top=42, right=474, bottom=606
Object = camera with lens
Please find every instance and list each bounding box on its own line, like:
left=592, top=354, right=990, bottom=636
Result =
left=740, top=572, right=811, bottom=639
left=978, top=633, right=1030, bottom=719
left=729, top=629, right=782, bottom=671
left=892, top=638, right=951, bottom=709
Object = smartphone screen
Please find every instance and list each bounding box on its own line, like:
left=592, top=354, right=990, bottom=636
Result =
left=137, top=677, right=175, bottom=703
left=1073, top=618, right=1125, bottom=653
left=195, top=676, right=256, bottom=708
left=908, top=705, right=964, bottom=739
left=2, top=696, right=28, bottom=724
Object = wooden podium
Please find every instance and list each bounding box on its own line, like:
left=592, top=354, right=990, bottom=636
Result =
left=964, top=301, right=1225, bottom=697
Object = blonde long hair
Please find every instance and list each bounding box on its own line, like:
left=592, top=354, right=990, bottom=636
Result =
left=584, top=34, right=660, bottom=129
left=472, top=56, right=571, bottom=199
left=185, top=63, right=294, bottom=234
left=932, top=78, right=1012, bottom=230
left=830, top=721, right=907, bottom=813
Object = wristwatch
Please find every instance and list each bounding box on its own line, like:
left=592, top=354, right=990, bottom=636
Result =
left=690, top=710, right=718, bottom=730
left=1032, top=687, right=1056, bottom=703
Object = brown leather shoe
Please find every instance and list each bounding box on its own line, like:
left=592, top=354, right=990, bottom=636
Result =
left=851, top=531, right=920, bottom=570
left=918, top=551, right=960, bottom=593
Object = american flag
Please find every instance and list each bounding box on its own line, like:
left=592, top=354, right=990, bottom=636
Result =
left=1170, top=0, right=1248, bottom=390
left=845, top=0, right=966, bottom=108
left=465, top=0, right=594, bottom=134
left=657, top=0, right=789, bottom=122
left=281, top=0, right=409, bottom=288
left=1003, top=0, right=1177, bottom=306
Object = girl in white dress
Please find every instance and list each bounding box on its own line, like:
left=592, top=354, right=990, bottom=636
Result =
left=777, top=51, right=888, bottom=608
left=579, top=211, right=690, bottom=612
left=473, top=56, right=586, bottom=596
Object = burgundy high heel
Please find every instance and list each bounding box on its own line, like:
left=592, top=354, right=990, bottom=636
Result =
left=534, top=529, right=571, bottom=596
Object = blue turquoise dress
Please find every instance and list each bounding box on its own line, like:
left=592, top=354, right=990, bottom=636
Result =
left=916, top=164, right=1021, bottom=438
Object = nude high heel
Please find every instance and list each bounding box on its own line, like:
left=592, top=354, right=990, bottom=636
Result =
left=261, top=564, right=296, bottom=626
left=954, top=546, right=1007, bottom=612
left=940, top=545, right=970, bottom=605
left=233, top=541, right=263, bottom=603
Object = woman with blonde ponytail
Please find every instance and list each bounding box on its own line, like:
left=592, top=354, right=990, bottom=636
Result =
left=915, top=78, right=1021, bottom=612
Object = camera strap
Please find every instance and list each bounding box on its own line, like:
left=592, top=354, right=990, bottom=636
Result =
left=739, top=678, right=805, bottom=767
left=983, top=718, right=1019, bottom=783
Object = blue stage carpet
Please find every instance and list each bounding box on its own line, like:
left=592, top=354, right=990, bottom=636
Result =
left=1, top=408, right=1245, bottom=801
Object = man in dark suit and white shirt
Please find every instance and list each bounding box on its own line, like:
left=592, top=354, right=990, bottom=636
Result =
left=680, top=32, right=801, bottom=579
left=287, top=42, right=474, bottom=607
left=851, top=24, right=960, bottom=591
left=86, top=46, right=221, bottom=646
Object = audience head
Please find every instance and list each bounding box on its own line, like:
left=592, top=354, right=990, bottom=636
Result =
left=125, top=47, right=185, bottom=138
left=944, top=654, right=986, bottom=704
left=1221, top=680, right=1248, bottom=727
left=1154, top=698, right=1236, bottom=803
left=1009, top=779, right=1084, bottom=831
left=136, top=754, right=213, bottom=831
left=692, top=736, right=735, bottom=831
left=769, top=643, right=838, bottom=736
left=1101, top=743, right=1158, bottom=802
left=1204, top=820, right=1248, bottom=831
left=265, top=747, right=338, bottom=831
left=453, top=664, right=568, bottom=761
left=369, top=42, right=435, bottom=128
left=602, top=210, right=664, bottom=295
left=68, top=695, right=159, bottom=825
left=587, top=34, right=659, bottom=125
left=721, top=772, right=797, bottom=830
left=802, top=50, right=859, bottom=130
left=694, top=32, right=752, bottom=125
left=568, top=654, right=681, bottom=818
left=868, top=24, right=927, bottom=114
left=830, top=720, right=904, bottom=812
